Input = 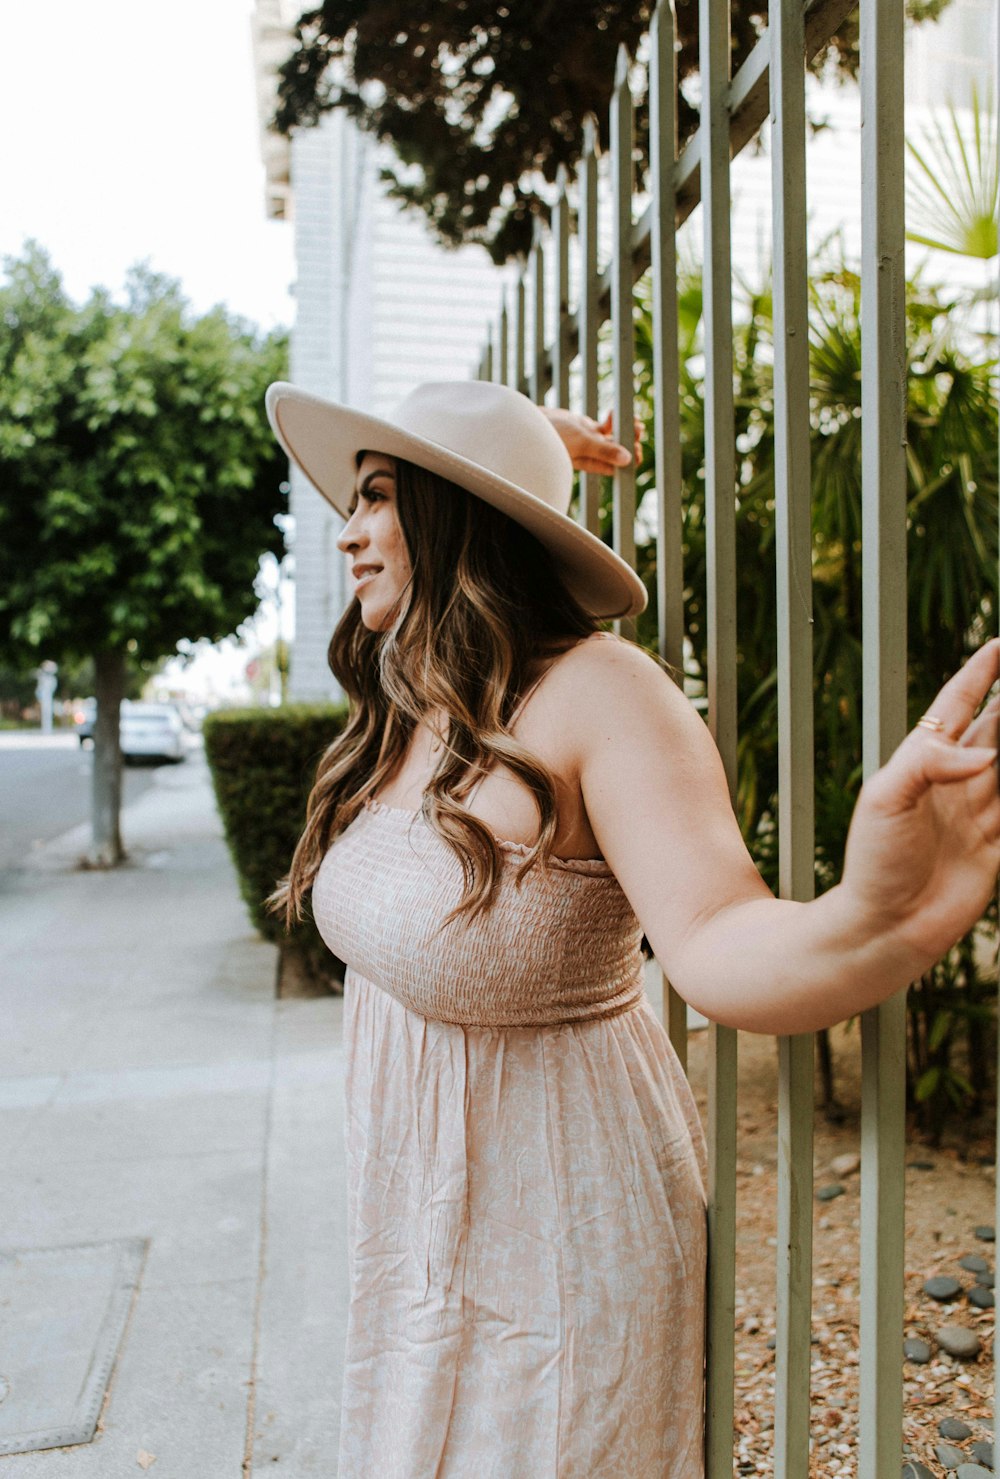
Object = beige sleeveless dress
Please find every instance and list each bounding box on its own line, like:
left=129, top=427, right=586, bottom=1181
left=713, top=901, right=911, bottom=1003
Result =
left=313, top=698, right=708, bottom=1478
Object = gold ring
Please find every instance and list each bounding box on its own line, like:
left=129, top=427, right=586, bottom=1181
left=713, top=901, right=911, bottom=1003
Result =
left=916, top=714, right=946, bottom=732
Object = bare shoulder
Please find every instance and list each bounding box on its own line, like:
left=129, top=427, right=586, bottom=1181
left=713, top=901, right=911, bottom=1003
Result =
left=550, top=631, right=701, bottom=763
left=550, top=630, right=669, bottom=686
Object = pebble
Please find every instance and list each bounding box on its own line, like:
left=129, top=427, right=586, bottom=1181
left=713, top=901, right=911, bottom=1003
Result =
left=830, top=1151, right=860, bottom=1177
left=937, top=1443, right=968, bottom=1469
left=902, top=1464, right=936, bottom=1479
left=978, top=1270, right=995, bottom=1289
left=975, top=1225, right=995, bottom=1242
left=960, top=1255, right=990, bottom=1275
left=970, top=1441, right=993, bottom=1468
left=955, top=1467, right=993, bottom=1478
left=904, top=1337, right=933, bottom=1363
left=910, top=1160, right=937, bottom=1171
left=817, top=1183, right=845, bottom=1202
left=940, top=1419, right=974, bottom=1441
left=925, top=1275, right=963, bottom=1301
left=934, top=1326, right=982, bottom=1360
left=968, top=1285, right=994, bottom=1310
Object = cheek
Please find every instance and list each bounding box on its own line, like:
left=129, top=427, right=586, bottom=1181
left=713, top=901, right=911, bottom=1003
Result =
left=386, top=515, right=411, bottom=574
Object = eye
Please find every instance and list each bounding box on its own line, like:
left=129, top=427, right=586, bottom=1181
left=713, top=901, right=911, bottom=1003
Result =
left=348, top=477, right=392, bottom=514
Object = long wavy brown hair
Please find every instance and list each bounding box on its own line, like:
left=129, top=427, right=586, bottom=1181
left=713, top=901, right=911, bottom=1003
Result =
left=270, top=454, right=607, bottom=930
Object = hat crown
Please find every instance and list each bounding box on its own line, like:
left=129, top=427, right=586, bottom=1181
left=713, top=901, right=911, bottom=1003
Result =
left=390, top=381, right=574, bottom=514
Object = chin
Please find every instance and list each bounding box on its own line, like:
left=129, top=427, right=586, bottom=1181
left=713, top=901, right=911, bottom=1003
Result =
left=358, top=599, right=399, bottom=633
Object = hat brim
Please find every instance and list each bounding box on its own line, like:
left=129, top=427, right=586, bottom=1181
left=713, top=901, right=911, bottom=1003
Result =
left=265, top=382, right=648, bottom=620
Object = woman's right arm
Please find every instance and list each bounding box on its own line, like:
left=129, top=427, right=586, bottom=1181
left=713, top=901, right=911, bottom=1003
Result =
left=566, top=636, right=999, bottom=1035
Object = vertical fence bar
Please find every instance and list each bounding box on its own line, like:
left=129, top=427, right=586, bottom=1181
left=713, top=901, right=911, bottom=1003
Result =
left=530, top=220, right=546, bottom=405
left=513, top=269, right=527, bottom=397
left=482, top=339, right=494, bottom=383
left=699, top=0, right=739, bottom=1472
left=996, top=0, right=1000, bottom=1430
left=497, top=297, right=509, bottom=387
left=610, top=47, right=637, bottom=644
left=857, top=0, right=908, bottom=1473
left=769, top=0, right=816, bottom=1472
left=578, top=115, right=601, bottom=537
left=650, top=0, right=683, bottom=680
left=650, top=0, right=688, bottom=1066
left=552, top=166, right=571, bottom=410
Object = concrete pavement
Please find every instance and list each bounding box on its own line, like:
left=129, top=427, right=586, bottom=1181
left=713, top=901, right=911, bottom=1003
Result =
left=0, top=751, right=349, bottom=1476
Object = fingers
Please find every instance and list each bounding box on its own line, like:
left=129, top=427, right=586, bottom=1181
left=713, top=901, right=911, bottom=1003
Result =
left=594, top=409, right=645, bottom=465
left=576, top=455, right=627, bottom=476
left=961, top=696, right=1000, bottom=749
left=872, top=724, right=998, bottom=813
left=921, top=639, right=1000, bottom=738
left=921, top=742, right=998, bottom=784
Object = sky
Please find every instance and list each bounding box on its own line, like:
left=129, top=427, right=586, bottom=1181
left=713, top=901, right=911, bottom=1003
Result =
left=0, top=0, right=294, bottom=329
left=1, top=0, right=297, bottom=699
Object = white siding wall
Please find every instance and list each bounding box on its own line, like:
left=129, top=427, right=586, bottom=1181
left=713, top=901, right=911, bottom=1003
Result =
left=287, top=114, right=351, bottom=702
left=287, top=118, right=502, bottom=702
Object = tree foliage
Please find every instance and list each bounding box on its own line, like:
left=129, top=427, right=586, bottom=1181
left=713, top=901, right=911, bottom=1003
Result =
left=0, top=243, right=289, bottom=669
left=273, top=0, right=951, bottom=262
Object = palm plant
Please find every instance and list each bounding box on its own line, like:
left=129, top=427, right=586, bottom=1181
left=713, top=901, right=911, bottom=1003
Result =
left=906, top=83, right=998, bottom=264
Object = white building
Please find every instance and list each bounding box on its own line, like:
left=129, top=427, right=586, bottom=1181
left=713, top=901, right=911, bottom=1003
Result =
left=252, top=1, right=506, bottom=702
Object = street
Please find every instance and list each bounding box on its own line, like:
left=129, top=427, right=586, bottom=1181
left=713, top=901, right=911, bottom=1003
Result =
left=0, top=734, right=168, bottom=875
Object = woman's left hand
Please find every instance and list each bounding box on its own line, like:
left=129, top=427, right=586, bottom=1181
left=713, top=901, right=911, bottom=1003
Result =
left=542, top=406, right=644, bottom=474
left=840, top=638, right=1000, bottom=971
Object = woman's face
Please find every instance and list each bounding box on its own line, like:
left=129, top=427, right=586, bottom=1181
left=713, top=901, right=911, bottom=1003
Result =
left=336, top=453, right=412, bottom=631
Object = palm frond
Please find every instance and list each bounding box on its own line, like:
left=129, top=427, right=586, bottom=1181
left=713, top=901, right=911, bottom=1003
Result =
left=906, top=84, right=999, bottom=260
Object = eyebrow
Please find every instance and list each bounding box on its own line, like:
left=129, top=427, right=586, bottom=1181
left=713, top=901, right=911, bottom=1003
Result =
left=351, top=468, right=395, bottom=500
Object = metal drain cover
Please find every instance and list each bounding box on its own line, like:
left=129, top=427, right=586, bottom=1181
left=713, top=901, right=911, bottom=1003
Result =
left=0, top=1237, right=148, bottom=1454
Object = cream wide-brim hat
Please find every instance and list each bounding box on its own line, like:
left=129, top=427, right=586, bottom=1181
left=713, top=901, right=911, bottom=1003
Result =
left=265, top=380, right=648, bottom=621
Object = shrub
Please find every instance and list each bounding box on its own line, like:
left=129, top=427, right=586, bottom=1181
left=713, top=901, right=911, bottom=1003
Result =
left=203, top=703, right=347, bottom=994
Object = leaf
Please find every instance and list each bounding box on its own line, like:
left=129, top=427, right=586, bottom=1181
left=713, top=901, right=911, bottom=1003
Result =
left=905, top=83, right=999, bottom=261
left=927, top=1010, right=954, bottom=1054
left=915, top=1066, right=942, bottom=1103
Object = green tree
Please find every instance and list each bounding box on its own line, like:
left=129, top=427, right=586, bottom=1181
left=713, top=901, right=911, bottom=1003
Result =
left=628, top=259, right=998, bottom=1135
left=0, top=243, right=289, bottom=864
left=272, top=0, right=950, bottom=262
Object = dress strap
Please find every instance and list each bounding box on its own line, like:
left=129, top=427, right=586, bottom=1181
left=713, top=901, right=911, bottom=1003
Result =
left=463, top=661, right=560, bottom=809
left=508, top=664, right=553, bottom=727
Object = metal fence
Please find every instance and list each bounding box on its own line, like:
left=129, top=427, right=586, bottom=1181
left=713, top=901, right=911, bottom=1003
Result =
left=473, top=1, right=995, bottom=1474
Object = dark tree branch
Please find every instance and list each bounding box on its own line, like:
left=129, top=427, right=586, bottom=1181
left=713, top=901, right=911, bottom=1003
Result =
left=271, top=0, right=951, bottom=262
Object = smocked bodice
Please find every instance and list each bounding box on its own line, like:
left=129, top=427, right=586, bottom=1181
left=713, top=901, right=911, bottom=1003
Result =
left=312, top=798, right=645, bottom=1028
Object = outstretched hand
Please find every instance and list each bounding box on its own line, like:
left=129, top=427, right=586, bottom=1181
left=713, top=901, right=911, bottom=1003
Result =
left=542, top=407, right=644, bottom=475
left=840, top=639, right=1000, bottom=973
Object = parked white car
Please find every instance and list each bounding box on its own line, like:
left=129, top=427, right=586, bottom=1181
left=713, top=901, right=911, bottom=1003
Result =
left=120, top=702, right=186, bottom=763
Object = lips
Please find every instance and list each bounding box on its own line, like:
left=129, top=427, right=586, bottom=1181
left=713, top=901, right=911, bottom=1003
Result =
left=352, top=565, right=382, bottom=587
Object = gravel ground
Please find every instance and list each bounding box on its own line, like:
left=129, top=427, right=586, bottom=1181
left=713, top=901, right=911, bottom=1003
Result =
left=682, top=1020, right=996, bottom=1476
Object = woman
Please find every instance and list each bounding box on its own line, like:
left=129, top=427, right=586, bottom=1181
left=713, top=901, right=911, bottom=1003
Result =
left=266, top=378, right=999, bottom=1478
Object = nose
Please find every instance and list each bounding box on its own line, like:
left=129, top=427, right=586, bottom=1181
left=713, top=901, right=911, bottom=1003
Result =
left=336, top=505, right=365, bottom=554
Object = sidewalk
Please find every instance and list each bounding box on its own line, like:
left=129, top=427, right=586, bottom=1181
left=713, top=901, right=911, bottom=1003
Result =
left=0, top=753, right=349, bottom=1476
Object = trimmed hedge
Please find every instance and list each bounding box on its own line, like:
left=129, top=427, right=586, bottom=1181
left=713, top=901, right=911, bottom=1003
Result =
left=203, top=703, right=349, bottom=991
